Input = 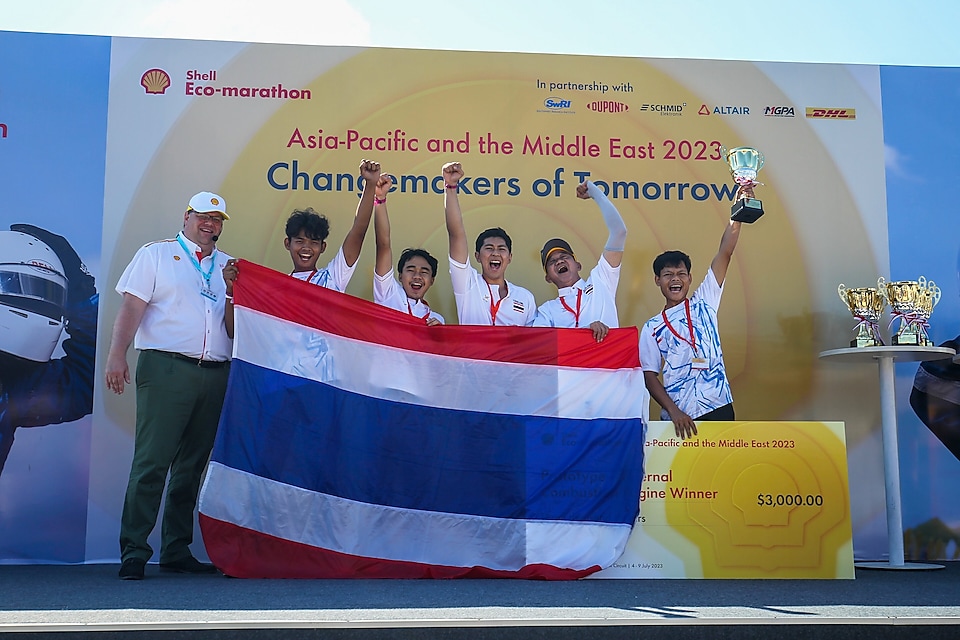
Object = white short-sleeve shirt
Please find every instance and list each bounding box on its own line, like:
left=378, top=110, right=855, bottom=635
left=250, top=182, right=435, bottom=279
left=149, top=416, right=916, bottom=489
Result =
left=290, top=246, right=356, bottom=292
left=640, top=267, right=732, bottom=419
left=373, top=271, right=445, bottom=324
left=116, top=232, right=233, bottom=361
left=533, top=255, right=620, bottom=329
left=448, top=256, right=536, bottom=326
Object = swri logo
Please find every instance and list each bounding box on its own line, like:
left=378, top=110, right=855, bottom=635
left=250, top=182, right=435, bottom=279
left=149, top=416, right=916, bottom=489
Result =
left=639, top=102, right=685, bottom=116
left=141, top=68, right=171, bottom=94
left=538, top=96, right=574, bottom=114
left=544, top=97, right=572, bottom=109
left=764, top=106, right=796, bottom=117
left=587, top=100, right=629, bottom=114
left=806, top=107, right=856, bottom=120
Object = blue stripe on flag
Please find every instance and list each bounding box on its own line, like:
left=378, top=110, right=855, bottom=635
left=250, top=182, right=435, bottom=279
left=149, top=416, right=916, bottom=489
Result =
left=212, top=360, right=643, bottom=525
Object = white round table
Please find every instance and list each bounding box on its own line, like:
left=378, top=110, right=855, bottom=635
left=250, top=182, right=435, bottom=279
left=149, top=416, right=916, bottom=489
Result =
left=819, top=345, right=955, bottom=570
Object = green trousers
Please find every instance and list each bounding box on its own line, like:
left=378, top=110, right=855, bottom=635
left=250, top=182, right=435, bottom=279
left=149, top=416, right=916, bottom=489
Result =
left=119, top=350, right=230, bottom=563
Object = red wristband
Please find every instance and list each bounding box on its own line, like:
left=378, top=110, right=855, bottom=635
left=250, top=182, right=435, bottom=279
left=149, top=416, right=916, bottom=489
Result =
left=445, top=183, right=459, bottom=190
left=374, top=197, right=387, bottom=205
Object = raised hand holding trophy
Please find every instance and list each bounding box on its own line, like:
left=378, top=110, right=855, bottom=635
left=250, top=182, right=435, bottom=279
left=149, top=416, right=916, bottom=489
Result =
left=724, top=146, right=765, bottom=223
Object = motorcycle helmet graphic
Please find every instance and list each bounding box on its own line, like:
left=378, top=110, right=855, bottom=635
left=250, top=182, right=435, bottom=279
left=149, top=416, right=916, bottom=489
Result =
left=0, top=230, right=68, bottom=362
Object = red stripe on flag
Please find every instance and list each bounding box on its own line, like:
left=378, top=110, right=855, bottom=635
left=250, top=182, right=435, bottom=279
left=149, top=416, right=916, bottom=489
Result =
left=233, top=259, right=638, bottom=369
left=201, top=514, right=600, bottom=580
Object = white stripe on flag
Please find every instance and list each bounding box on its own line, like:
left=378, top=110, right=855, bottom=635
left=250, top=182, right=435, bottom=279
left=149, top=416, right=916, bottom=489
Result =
left=235, top=307, right=647, bottom=420
left=201, top=462, right=632, bottom=572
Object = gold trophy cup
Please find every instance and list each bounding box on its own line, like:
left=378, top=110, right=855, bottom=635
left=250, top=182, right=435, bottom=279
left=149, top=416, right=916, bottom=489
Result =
left=878, top=276, right=941, bottom=347
left=838, top=283, right=886, bottom=348
left=724, top=146, right=765, bottom=223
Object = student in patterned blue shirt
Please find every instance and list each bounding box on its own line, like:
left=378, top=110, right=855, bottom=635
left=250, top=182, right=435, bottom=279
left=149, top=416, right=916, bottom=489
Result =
left=639, top=219, right=742, bottom=439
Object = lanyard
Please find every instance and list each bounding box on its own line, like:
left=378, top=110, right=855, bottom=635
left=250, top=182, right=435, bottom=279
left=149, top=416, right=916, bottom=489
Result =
left=662, top=298, right=697, bottom=354
left=559, top=288, right=583, bottom=327
left=407, top=299, right=431, bottom=324
left=177, top=235, right=216, bottom=289
left=485, top=281, right=506, bottom=326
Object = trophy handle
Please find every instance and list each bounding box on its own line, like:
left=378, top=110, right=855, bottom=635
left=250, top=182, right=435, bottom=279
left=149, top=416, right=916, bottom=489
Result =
left=838, top=284, right=847, bottom=304
left=930, top=282, right=942, bottom=307
left=876, top=277, right=887, bottom=302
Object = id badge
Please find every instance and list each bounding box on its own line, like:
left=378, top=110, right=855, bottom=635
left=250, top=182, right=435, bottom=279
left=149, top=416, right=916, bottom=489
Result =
left=691, top=356, right=709, bottom=370
left=200, top=286, right=218, bottom=302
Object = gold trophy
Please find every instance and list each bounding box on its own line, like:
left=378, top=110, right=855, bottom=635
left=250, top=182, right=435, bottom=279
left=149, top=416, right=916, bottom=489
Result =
left=878, top=276, right=941, bottom=346
left=724, top=146, right=765, bottom=223
left=838, top=283, right=886, bottom=348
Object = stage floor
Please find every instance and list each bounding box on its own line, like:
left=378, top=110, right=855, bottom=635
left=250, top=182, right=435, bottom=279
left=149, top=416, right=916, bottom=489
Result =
left=2, top=562, right=958, bottom=637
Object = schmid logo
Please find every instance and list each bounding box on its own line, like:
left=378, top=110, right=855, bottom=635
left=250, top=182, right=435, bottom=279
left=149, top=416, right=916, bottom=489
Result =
left=141, top=68, right=171, bottom=95
left=764, top=106, right=796, bottom=117
left=544, top=97, right=572, bottom=110
left=806, top=107, right=856, bottom=119
left=639, top=102, right=685, bottom=116
left=698, top=104, right=750, bottom=115
left=587, top=100, right=629, bottom=114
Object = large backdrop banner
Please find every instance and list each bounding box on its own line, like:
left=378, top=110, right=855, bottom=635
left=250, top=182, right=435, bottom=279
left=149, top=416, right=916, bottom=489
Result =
left=0, top=29, right=957, bottom=566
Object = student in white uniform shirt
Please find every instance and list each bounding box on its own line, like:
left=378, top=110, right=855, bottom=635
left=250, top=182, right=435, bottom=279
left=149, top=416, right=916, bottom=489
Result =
left=279, top=159, right=381, bottom=292
left=372, top=173, right=444, bottom=325
left=533, top=180, right=626, bottom=342
left=441, top=161, right=536, bottom=326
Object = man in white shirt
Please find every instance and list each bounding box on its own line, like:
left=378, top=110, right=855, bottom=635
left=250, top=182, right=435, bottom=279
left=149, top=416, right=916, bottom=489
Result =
left=283, top=158, right=381, bottom=292
left=533, top=180, right=626, bottom=342
left=372, top=173, right=443, bottom=325
left=441, top=162, right=535, bottom=326
left=640, top=220, right=742, bottom=440
left=105, top=191, right=235, bottom=580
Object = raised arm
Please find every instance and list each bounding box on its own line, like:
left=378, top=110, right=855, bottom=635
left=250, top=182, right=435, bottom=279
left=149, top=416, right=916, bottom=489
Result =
left=373, top=174, right=394, bottom=277
left=577, top=180, right=626, bottom=268
left=442, top=162, right=468, bottom=264
left=341, top=159, right=382, bottom=267
left=709, top=219, right=742, bottom=286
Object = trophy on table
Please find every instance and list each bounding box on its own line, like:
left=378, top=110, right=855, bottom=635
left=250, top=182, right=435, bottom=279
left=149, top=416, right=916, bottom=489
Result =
left=838, top=282, right=886, bottom=348
left=878, top=276, right=941, bottom=347
left=724, top=146, right=765, bottom=223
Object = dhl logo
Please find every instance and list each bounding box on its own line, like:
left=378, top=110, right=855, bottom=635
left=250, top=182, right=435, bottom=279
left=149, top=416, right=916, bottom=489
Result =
left=806, top=107, right=856, bottom=119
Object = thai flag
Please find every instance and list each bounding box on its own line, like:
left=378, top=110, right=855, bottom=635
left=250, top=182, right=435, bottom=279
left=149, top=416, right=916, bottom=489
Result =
left=198, top=260, right=646, bottom=579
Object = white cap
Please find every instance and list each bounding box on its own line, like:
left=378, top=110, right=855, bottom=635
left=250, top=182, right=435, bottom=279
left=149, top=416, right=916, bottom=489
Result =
left=187, top=192, right=229, bottom=220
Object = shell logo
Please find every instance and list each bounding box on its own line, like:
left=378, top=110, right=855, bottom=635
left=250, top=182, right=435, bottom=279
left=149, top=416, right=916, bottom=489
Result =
left=141, top=68, right=171, bottom=95
left=210, top=197, right=220, bottom=206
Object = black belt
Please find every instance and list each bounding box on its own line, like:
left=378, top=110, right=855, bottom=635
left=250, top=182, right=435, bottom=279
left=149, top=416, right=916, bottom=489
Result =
left=150, top=350, right=229, bottom=369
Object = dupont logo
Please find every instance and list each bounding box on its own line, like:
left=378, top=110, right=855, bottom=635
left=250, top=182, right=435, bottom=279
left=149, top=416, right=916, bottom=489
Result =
left=806, top=107, right=856, bottom=119
left=698, top=104, right=750, bottom=116
left=639, top=102, right=685, bottom=116
left=587, top=100, right=629, bottom=114
left=140, top=68, right=171, bottom=95
left=543, top=97, right=572, bottom=109
left=764, top=106, right=796, bottom=117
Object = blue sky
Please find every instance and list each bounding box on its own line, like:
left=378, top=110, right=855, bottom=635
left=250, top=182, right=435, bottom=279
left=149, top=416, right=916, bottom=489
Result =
left=4, top=0, right=960, bottom=66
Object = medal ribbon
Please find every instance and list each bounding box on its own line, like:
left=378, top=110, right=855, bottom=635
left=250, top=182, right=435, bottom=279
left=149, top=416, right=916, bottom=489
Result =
left=559, top=288, right=583, bottom=328
left=662, top=298, right=697, bottom=355
left=485, top=281, right=506, bottom=326
left=407, top=299, right=432, bottom=325
left=177, top=235, right=216, bottom=291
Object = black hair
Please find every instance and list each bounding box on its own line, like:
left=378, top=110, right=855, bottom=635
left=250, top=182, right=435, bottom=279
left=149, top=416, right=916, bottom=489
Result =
left=653, top=250, right=691, bottom=276
left=475, top=227, right=512, bottom=253
left=285, top=208, right=330, bottom=242
left=398, top=248, right=439, bottom=278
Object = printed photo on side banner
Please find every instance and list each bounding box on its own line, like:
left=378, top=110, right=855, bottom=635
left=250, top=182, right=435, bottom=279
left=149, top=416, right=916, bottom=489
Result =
left=0, top=31, right=109, bottom=563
